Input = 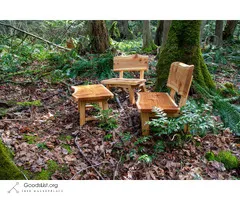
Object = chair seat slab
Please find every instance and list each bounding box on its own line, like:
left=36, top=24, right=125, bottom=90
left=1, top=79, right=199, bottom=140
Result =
left=136, top=92, right=180, bottom=113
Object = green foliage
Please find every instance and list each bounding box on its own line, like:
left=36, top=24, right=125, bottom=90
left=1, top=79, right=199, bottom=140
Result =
left=104, top=134, right=113, bottom=141
left=23, top=134, right=37, bottom=144
left=112, top=39, right=142, bottom=54
left=148, top=100, right=216, bottom=137
left=138, top=154, right=153, bottom=163
left=17, top=100, right=42, bottom=107
left=36, top=142, right=48, bottom=150
left=205, top=151, right=215, bottom=161
left=154, top=140, right=165, bottom=153
left=0, top=140, right=25, bottom=180
left=134, top=136, right=151, bottom=145
left=61, top=144, right=72, bottom=154
left=109, top=21, right=120, bottom=41
left=64, top=52, right=114, bottom=80
left=36, top=160, right=59, bottom=180
left=58, top=135, right=72, bottom=141
left=0, top=108, right=7, bottom=118
left=215, top=151, right=239, bottom=170
left=193, top=81, right=240, bottom=135
left=95, top=107, right=118, bottom=131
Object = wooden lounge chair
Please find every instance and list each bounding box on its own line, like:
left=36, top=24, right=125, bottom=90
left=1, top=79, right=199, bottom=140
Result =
left=101, top=54, right=148, bottom=104
left=136, top=62, right=194, bottom=135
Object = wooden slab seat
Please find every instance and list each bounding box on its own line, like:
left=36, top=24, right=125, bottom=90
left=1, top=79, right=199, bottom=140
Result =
left=71, top=84, right=114, bottom=126
left=136, top=62, right=194, bottom=135
left=101, top=54, right=149, bottom=104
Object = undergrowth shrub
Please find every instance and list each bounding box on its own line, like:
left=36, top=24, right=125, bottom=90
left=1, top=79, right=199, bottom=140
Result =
left=193, top=81, right=240, bottom=135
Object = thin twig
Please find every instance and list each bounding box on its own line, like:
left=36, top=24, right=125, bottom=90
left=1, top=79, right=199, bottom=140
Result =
left=113, top=154, right=122, bottom=180
left=70, top=162, right=106, bottom=180
left=74, top=133, right=105, bottom=180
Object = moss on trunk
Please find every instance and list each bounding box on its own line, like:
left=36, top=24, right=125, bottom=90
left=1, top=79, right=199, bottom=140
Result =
left=155, top=20, right=215, bottom=91
left=0, top=140, right=25, bottom=180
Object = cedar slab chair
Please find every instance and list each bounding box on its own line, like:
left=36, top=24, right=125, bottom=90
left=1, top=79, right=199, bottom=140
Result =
left=136, top=62, right=194, bottom=135
left=101, top=54, right=148, bottom=104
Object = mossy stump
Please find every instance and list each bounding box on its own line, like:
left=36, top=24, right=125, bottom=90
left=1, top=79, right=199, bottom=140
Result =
left=0, top=140, right=25, bottom=180
left=155, top=20, right=215, bottom=91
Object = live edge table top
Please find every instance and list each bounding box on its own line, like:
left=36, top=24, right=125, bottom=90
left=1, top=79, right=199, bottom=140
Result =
left=71, top=84, right=114, bottom=101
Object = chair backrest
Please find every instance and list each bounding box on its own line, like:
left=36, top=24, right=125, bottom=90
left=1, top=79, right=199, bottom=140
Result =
left=113, top=54, right=149, bottom=79
left=167, top=62, right=194, bottom=107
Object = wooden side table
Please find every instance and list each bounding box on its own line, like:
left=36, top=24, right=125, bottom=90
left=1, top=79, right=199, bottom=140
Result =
left=71, top=84, right=114, bottom=126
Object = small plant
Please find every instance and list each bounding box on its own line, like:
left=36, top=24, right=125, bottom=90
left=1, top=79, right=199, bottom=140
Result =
left=154, top=140, right=165, bottom=153
left=23, top=134, right=37, bottom=144
left=215, top=151, right=239, bottom=170
left=36, top=160, right=59, bottom=180
left=95, top=108, right=118, bottom=131
left=148, top=100, right=216, bottom=137
left=17, top=100, right=42, bottom=107
left=61, top=144, right=72, bottom=154
left=134, top=136, right=152, bottom=145
left=104, top=133, right=113, bottom=141
left=59, top=135, right=72, bottom=141
left=36, top=142, right=48, bottom=149
left=205, top=151, right=216, bottom=161
left=138, top=154, right=152, bottom=163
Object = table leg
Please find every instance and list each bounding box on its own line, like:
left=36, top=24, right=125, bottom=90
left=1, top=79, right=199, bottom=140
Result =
left=128, top=86, right=136, bottom=104
left=78, top=101, right=86, bottom=126
left=141, top=112, right=150, bottom=135
left=98, top=102, right=103, bottom=109
left=140, top=84, right=147, bottom=92
left=102, top=100, right=109, bottom=110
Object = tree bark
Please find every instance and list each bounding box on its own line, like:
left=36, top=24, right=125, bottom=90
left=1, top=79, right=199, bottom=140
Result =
left=214, top=20, right=224, bottom=46
left=223, top=20, right=238, bottom=40
left=89, top=20, right=110, bottom=54
left=142, top=20, right=156, bottom=52
left=117, top=20, right=133, bottom=40
left=200, top=20, right=207, bottom=43
left=156, top=20, right=215, bottom=91
left=154, top=21, right=164, bottom=46
left=162, top=20, right=172, bottom=46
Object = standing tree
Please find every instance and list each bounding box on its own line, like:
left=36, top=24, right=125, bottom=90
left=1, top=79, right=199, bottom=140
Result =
left=156, top=20, right=215, bottom=91
left=142, top=20, right=157, bottom=52
left=223, top=20, right=238, bottom=40
left=214, top=20, right=224, bottom=46
left=89, top=20, right=110, bottom=53
left=161, top=20, right=172, bottom=47
left=154, top=21, right=164, bottom=46
left=117, top=20, right=133, bottom=40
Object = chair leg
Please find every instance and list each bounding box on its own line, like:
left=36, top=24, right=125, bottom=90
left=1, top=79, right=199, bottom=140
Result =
left=140, top=112, right=150, bottom=135
left=78, top=101, right=86, bottom=126
left=140, top=84, right=147, bottom=92
left=128, top=86, right=136, bottom=104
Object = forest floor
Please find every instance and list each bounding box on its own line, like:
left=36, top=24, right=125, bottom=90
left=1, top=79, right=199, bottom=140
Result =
left=0, top=56, right=240, bottom=180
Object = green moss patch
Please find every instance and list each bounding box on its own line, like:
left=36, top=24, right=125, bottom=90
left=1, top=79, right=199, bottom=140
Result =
left=0, top=140, right=25, bottom=180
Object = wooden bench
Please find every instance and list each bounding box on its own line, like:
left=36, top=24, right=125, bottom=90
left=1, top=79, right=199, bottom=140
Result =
left=136, top=62, right=194, bottom=135
left=101, top=54, right=148, bottom=104
left=71, top=84, right=114, bottom=126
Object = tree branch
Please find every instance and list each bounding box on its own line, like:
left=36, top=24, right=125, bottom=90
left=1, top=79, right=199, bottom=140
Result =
left=0, top=22, right=71, bottom=51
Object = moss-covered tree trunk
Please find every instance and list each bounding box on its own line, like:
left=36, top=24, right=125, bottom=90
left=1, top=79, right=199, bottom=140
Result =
left=142, top=20, right=156, bottom=52
left=117, top=20, right=133, bottom=40
left=154, top=21, right=164, bottom=46
left=223, top=20, right=238, bottom=40
left=0, top=140, right=25, bottom=180
left=155, top=20, right=215, bottom=91
left=89, top=20, right=110, bottom=53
